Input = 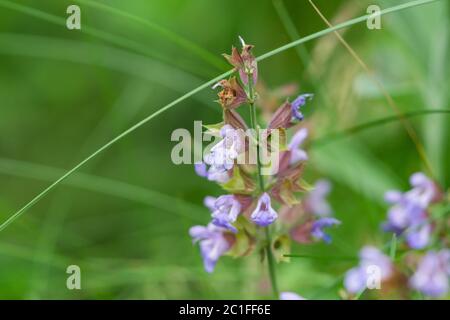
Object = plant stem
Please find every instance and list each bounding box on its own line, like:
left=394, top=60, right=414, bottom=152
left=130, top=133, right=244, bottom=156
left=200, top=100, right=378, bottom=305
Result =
left=247, top=75, right=278, bottom=299
left=265, top=226, right=279, bottom=298
left=248, top=103, right=264, bottom=192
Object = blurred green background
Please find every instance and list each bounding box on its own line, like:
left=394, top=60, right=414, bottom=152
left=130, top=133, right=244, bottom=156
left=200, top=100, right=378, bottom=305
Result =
left=0, top=0, right=448, bottom=299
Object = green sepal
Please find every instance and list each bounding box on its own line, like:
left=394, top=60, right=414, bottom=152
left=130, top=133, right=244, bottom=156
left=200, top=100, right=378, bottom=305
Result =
left=226, top=216, right=256, bottom=258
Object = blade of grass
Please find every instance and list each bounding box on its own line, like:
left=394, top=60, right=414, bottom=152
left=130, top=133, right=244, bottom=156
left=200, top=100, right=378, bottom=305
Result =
left=73, top=0, right=228, bottom=71
left=355, top=288, right=366, bottom=300
left=284, top=254, right=357, bottom=261
left=389, top=233, right=397, bottom=260
left=0, top=0, right=440, bottom=232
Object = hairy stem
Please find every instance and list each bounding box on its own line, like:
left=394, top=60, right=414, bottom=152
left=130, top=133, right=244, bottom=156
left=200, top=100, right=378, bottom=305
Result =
left=265, top=227, right=279, bottom=298
left=247, top=75, right=278, bottom=298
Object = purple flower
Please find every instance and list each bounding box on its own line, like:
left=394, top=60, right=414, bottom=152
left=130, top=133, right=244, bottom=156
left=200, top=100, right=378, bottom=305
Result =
left=410, top=250, right=450, bottom=297
left=195, top=162, right=230, bottom=183
left=405, top=223, right=432, bottom=250
left=203, top=196, right=217, bottom=212
left=408, top=172, right=437, bottom=208
left=382, top=172, right=437, bottom=249
left=197, top=125, right=245, bottom=184
left=189, top=223, right=231, bottom=273
left=206, top=164, right=230, bottom=183
left=305, top=180, right=332, bottom=217
left=288, top=128, right=308, bottom=164
left=311, top=217, right=341, bottom=243
left=251, top=193, right=278, bottom=227
left=210, top=195, right=242, bottom=233
left=194, top=162, right=208, bottom=177
left=291, top=94, right=313, bottom=121
left=205, top=125, right=243, bottom=170
left=344, top=246, right=393, bottom=294
left=280, top=292, right=305, bottom=300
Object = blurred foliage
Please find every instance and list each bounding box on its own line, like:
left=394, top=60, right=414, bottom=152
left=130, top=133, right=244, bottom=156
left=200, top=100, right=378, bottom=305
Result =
left=0, top=0, right=448, bottom=299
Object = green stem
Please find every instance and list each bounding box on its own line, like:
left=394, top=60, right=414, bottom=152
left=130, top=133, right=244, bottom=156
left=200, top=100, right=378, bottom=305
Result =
left=247, top=75, right=278, bottom=298
left=265, top=227, right=279, bottom=298
left=249, top=103, right=265, bottom=192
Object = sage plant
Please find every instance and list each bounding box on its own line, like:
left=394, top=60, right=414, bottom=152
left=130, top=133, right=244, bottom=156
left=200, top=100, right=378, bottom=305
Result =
left=188, top=38, right=341, bottom=298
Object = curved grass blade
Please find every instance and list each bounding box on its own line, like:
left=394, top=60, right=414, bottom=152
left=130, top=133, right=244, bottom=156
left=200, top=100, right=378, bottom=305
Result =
left=0, top=0, right=439, bottom=232
left=73, top=0, right=228, bottom=71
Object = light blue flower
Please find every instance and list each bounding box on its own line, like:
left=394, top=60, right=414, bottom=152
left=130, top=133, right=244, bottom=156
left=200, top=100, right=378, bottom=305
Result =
left=203, top=196, right=217, bottom=212
left=251, top=193, right=278, bottom=227
left=201, top=125, right=244, bottom=183
left=344, top=246, right=393, bottom=294
left=311, top=217, right=341, bottom=243
left=382, top=172, right=437, bottom=249
left=410, top=250, right=450, bottom=297
left=288, top=128, right=309, bottom=164
left=305, top=180, right=332, bottom=217
left=189, top=223, right=231, bottom=273
left=194, top=162, right=208, bottom=177
left=210, top=195, right=241, bottom=233
left=291, top=94, right=313, bottom=121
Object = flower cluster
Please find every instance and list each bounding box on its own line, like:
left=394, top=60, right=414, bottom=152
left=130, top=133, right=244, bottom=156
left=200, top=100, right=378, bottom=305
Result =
left=188, top=38, right=341, bottom=276
left=382, top=172, right=440, bottom=249
left=343, top=172, right=449, bottom=299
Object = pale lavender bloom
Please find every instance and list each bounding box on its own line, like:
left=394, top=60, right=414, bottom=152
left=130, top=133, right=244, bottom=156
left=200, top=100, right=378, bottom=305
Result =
left=382, top=172, right=436, bottom=249
left=405, top=223, right=432, bottom=250
left=305, top=180, right=332, bottom=217
left=311, top=217, right=341, bottom=243
left=251, top=193, right=278, bottom=227
left=408, top=172, right=436, bottom=208
left=211, top=195, right=242, bottom=233
left=196, top=125, right=245, bottom=184
left=280, top=292, right=306, bottom=300
left=291, top=94, right=313, bottom=121
left=204, top=125, right=243, bottom=182
left=410, top=250, right=450, bottom=297
left=288, top=128, right=308, bottom=164
left=206, top=164, right=230, bottom=183
left=194, top=162, right=229, bottom=183
left=194, top=162, right=208, bottom=177
left=344, top=246, right=393, bottom=294
left=203, top=196, right=217, bottom=212
left=189, top=223, right=231, bottom=273
left=344, top=267, right=367, bottom=294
